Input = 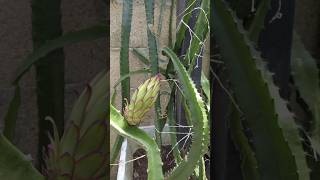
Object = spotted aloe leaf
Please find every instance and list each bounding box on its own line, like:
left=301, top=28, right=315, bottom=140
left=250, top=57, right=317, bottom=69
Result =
left=46, top=70, right=108, bottom=180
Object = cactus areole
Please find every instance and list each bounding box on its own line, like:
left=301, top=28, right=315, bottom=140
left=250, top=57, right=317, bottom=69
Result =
left=124, top=74, right=161, bottom=125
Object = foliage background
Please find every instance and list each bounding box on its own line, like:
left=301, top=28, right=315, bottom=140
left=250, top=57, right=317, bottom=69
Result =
left=0, top=0, right=106, bottom=165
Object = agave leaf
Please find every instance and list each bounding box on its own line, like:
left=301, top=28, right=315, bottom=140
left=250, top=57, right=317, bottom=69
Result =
left=212, top=1, right=309, bottom=179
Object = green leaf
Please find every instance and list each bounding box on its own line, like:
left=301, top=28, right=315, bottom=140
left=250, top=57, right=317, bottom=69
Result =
left=13, top=24, right=107, bottom=84
left=120, top=0, right=133, bottom=110
left=31, top=0, right=65, bottom=167
left=144, top=0, right=163, bottom=145
left=163, top=47, right=209, bottom=180
left=3, top=86, right=21, bottom=141
left=115, top=0, right=134, bottom=165
left=248, top=0, right=271, bottom=43
left=212, top=1, right=309, bottom=179
left=291, top=33, right=320, bottom=155
left=229, top=105, right=260, bottom=180
left=0, top=134, right=44, bottom=180
left=184, top=0, right=210, bottom=73
left=110, top=105, right=164, bottom=180
left=166, top=86, right=183, bottom=164
left=201, top=71, right=210, bottom=111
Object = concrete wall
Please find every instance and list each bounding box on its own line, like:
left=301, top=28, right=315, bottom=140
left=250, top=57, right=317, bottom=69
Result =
left=0, top=0, right=106, bottom=164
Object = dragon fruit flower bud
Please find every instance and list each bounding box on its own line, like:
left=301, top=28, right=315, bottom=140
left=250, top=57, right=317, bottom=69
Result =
left=125, top=75, right=161, bottom=125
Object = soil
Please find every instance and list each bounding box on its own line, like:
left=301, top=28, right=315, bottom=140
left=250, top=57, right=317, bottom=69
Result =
left=132, top=145, right=176, bottom=180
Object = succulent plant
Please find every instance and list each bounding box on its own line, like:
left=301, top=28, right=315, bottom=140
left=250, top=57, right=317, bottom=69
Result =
left=45, top=71, right=108, bottom=180
left=124, top=74, right=161, bottom=126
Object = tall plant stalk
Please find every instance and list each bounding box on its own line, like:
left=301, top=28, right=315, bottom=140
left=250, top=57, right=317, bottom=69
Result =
left=110, top=0, right=133, bottom=165
left=31, top=0, right=65, bottom=170
left=144, top=0, right=163, bottom=146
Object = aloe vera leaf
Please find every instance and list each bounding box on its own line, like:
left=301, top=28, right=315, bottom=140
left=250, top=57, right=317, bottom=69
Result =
left=174, top=0, right=197, bottom=52
left=144, top=0, right=158, bottom=75
left=212, top=1, right=310, bottom=180
left=132, top=48, right=151, bottom=66
left=291, top=33, right=320, bottom=154
left=3, top=85, right=21, bottom=141
left=131, top=48, right=166, bottom=74
left=117, top=0, right=134, bottom=165
left=166, top=0, right=197, bottom=78
left=13, top=24, right=107, bottom=84
left=0, top=134, right=44, bottom=180
left=184, top=0, right=210, bottom=73
left=201, top=71, right=210, bottom=111
left=198, top=157, right=207, bottom=180
left=144, top=0, right=163, bottom=146
left=248, top=0, right=271, bottom=43
left=157, top=0, right=167, bottom=36
left=229, top=105, right=260, bottom=180
left=110, top=105, right=164, bottom=180
left=163, top=47, right=209, bottom=180
left=168, top=0, right=175, bottom=48
left=166, top=86, right=183, bottom=164
left=119, top=0, right=133, bottom=109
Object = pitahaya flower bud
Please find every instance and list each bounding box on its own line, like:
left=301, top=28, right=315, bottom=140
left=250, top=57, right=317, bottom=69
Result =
left=125, top=75, right=161, bottom=125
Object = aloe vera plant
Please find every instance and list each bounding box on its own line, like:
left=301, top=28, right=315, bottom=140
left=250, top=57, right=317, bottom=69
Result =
left=211, top=0, right=320, bottom=179
left=110, top=0, right=211, bottom=179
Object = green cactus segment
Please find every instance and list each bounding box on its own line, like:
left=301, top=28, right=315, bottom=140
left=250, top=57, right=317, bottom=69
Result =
left=229, top=105, right=260, bottom=180
left=291, top=33, right=320, bottom=155
left=0, top=134, right=44, bottom=180
left=46, top=71, right=108, bottom=180
left=110, top=105, right=164, bottom=180
left=213, top=1, right=309, bottom=180
left=124, top=75, right=160, bottom=126
left=162, top=47, right=209, bottom=180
